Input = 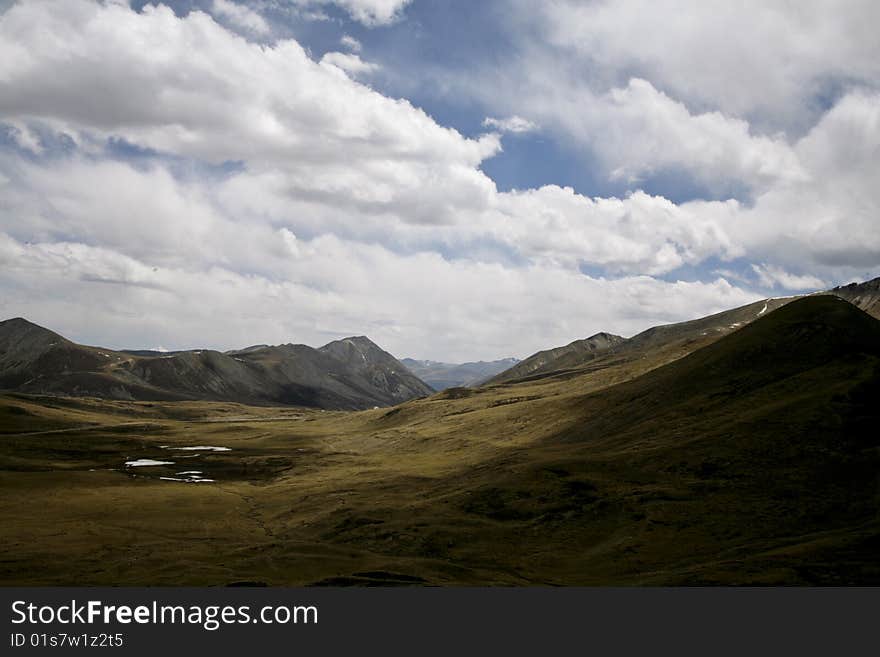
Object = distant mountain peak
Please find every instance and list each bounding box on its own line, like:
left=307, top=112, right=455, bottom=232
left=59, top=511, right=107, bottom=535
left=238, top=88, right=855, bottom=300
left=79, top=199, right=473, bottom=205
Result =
left=319, top=335, right=389, bottom=362
left=323, top=335, right=382, bottom=351
left=400, top=356, right=525, bottom=390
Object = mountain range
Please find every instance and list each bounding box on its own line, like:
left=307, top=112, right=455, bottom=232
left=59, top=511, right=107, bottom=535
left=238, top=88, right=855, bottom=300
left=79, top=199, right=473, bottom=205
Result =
left=0, top=321, right=431, bottom=410
left=1, top=278, right=879, bottom=412
left=486, top=277, right=880, bottom=387
left=400, top=358, right=520, bottom=390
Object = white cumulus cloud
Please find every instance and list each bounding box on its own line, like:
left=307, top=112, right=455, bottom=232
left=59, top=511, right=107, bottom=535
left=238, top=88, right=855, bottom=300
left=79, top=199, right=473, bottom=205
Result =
left=211, top=0, right=270, bottom=35
left=482, top=115, right=538, bottom=134
left=320, top=51, right=379, bottom=75
left=751, top=264, right=826, bottom=291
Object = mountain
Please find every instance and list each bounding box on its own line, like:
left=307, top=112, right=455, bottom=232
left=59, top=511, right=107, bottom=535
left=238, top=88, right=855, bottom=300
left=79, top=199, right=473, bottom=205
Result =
left=345, top=295, right=880, bottom=584
left=317, top=336, right=436, bottom=404
left=486, top=276, right=880, bottom=388
left=0, top=320, right=431, bottom=410
left=222, top=336, right=433, bottom=408
left=577, top=295, right=880, bottom=421
left=0, top=317, right=135, bottom=397
left=400, top=357, right=520, bottom=390
left=829, top=276, right=880, bottom=319
left=486, top=332, right=624, bottom=385
left=3, top=276, right=876, bottom=412
left=486, top=297, right=797, bottom=386
left=476, top=295, right=880, bottom=583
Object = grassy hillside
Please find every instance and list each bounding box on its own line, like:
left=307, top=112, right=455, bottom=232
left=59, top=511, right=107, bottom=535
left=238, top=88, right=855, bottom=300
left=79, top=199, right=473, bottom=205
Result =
left=488, top=297, right=796, bottom=387
left=0, top=296, right=878, bottom=585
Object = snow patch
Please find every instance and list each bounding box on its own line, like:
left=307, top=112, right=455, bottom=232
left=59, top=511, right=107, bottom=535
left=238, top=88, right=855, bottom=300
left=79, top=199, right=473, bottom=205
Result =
left=166, top=446, right=231, bottom=452
left=125, top=459, right=174, bottom=467
left=160, top=474, right=215, bottom=483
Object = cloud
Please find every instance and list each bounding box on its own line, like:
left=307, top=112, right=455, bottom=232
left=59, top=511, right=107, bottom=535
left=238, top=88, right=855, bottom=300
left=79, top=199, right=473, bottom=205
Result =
left=3, top=120, right=43, bottom=154
left=751, top=264, right=825, bottom=291
left=462, top=75, right=808, bottom=195
left=0, top=0, right=482, bottom=169
left=0, top=0, right=500, bottom=225
left=525, top=0, right=880, bottom=130
left=0, top=230, right=759, bottom=361
left=320, top=51, right=379, bottom=75
left=731, top=91, right=880, bottom=274
left=211, top=0, right=270, bottom=35
left=487, top=186, right=741, bottom=275
left=482, top=115, right=538, bottom=134
left=282, top=0, right=412, bottom=26
left=340, top=34, right=362, bottom=52
left=0, top=151, right=739, bottom=280
left=427, top=2, right=878, bottom=196
left=591, top=79, right=806, bottom=190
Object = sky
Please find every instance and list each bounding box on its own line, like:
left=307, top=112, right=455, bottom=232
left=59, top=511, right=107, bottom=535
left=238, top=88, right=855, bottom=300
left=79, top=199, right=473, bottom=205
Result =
left=0, top=0, right=878, bottom=361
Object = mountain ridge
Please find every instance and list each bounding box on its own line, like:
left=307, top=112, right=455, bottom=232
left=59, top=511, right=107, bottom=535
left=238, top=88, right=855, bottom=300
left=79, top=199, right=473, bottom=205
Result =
left=485, top=276, right=880, bottom=386
left=3, top=276, right=878, bottom=409
left=486, top=332, right=625, bottom=385
left=0, top=319, right=431, bottom=410
left=828, top=276, right=880, bottom=320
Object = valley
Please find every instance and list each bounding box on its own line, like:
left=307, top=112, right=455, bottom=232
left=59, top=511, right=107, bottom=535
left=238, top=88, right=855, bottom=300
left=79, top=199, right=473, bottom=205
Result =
left=1, top=293, right=878, bottom=585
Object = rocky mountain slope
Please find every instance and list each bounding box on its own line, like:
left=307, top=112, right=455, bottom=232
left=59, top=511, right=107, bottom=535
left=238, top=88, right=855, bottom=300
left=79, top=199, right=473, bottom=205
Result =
left=829, top=277, right=880, bottom=319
